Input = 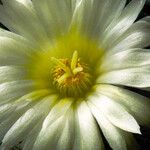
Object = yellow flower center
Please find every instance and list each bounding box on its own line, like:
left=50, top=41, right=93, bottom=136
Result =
left=51, top=51, right=92, bottom=96
left=27, top=30, right=104, bottom=98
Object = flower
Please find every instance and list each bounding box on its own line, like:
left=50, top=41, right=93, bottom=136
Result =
left=0, top=0, right=150, bottom=149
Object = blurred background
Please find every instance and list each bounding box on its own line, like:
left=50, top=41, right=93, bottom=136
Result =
left=0, top=0, right=150, bottom=150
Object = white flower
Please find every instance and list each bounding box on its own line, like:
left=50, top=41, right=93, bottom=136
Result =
left=0, top=0, right=150, bottom=150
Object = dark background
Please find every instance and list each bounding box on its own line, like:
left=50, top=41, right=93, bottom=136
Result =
left=0, top=0, right=150, bottom=150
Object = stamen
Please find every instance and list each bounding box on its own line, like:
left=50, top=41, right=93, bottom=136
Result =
left=51, top=51, right=92, bottom=97
left=51, top=57, right=71, bottom=74
left=73, top=67, right=83, bottom=75
left=71, top=50, right=78, bottom=70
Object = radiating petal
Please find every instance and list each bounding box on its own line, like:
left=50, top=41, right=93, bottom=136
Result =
left=73, top=101, right=103, bottom=150
left=89, top=94, right=141, bottom=134
left=0, top=66, right=26, bottom=84
left=32, top=0, right=73, bottom=38
left=88, top=102, right=127, bottom=150
left=0, top=103, right=16, bottom=121
left=100, top=48, right=150, bottom=72
left=0, top=80, right=34, bottom=104
left=0, top=100, right=32, bottom=141
left=120, top=130, right=139, bottom=150
left=13, top=0, right=33, bottom=8
left=33, top=98, right=73, bottom=150
left=56, top=108, right=75, bottom=150
left=72, top=0, right=126, bottom=37
left=96, top=0, right=126, bottom=36
left=95, top=84, right=150, bottom=125
left=109, top=16, right=150, bottom=53
left=0, top=0, right=48, bottom=43
left=0, top=36, right=35, bottom=66
left=97, top=65, right=150, bottom=88
left=1, top=98, right=51, bottom=149
left=22, top=120, right=43, bottom=150
left=102, top=0, right=146, bottom=48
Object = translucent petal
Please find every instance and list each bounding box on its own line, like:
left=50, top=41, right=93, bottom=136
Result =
left=1, top=99, right=51, bottom=149
left=88, top=102, right=127, bottom=150
left=100, top=48, right=150, bottom=72
left=33, top=99, right=73, bottom=150
left=22, top=120, right=43, bottom=150
left=89, top=94, right=141, bottom=134
left=0, top=36, right=34, bottom=66
left=32, top=0, right=73, bottom=38
left=13, top=0, right=32, bottom=8
left=102, top=0, right=146, bottom=48
left=0, top=103, right=16, bottom=122
left=0, top=80, right=34, bottom=104
left=0, top=66, right=26, bottom=84
left=0, top=100, right=32, bottom=141
left=98, top=65, right=150, bottom=88
left=95, top=84, right=150, bottom=125
left=56, top=109, right=75, bottom=150
left=109, top=17, right=150, bottom=52
left=0, top=0, right=48, bottom=43
left=72, top=0, right=126, bottom=37
left=73, top=101, right=104, bottom=150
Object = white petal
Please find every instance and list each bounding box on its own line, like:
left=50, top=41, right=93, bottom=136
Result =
left=102, top=0, right=146, bottom=48
left=33, top=99, right=73, bottom=150
left=0, top=80, right=34, bottom=104
left=73, top=101, right=104, bottom=150
left=70, top=0, right=93, bottom=32
left=72, top=0, right=126, bottom=37
left=89, top=94, right=141, bottom=134
left=13, top=0, right=32, bottom=8
left=95, top=84, right=150, bottom=125
left=22, top=120, right=43, bottom=150
left=1, top=99, right=51, bottom=149
left=0, top=0, right=48, bottom=43
left=98, top=0, right=126, bottom=32
left=0, top=100, right=32, bottom=141
left=0, top=66, right=26, bottom=84
left=0, top=36, right=34, bottom=66
left=42, top=98, right=72, bottom=129
left=56, top=108, right=74, bottom=150
left=109, top=17, right=150, bottom=52
left=97, top=65, right=150, bottom=88
left=120, top=131, right=139, bottom=150
left=88, top=102, right=127, bottom=150
left=0, top=103, right=16, bottom=121
left=100, top=48, right=150, bottom=72
left=32, top=0, right=73, bottom=38
left=22, top=95, right=57, bottom=150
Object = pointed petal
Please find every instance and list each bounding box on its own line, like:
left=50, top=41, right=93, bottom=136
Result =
left=73, top=101, right=104, bottom=150
left=95, top=84, right=150, bottom=126
left=102, top=0, right=146, bottom=48
left=33, top=98, right=73, bottom=150
left=32, top=0, right=73, bottom=37
left=56, top=108, right=75, bottom=150
left=1, top=99, right=51, bottom=149
left=0, top=80, right=34, bottom=104
left=110, top=17, right=150, bottom=52
left=0, top=66, right=26, bottom=84
left=0, top=0, right=47, bottom=43
left=88, top=102, right=127, bottom=150
left=89, top=94, right=141, bottom=134
left=98, top=65, right=150, bottom=88
left=100, top=48, right=150, bottom=72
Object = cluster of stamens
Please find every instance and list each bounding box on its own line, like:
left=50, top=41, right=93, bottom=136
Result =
left=51, top=51, right=92, bottom=97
